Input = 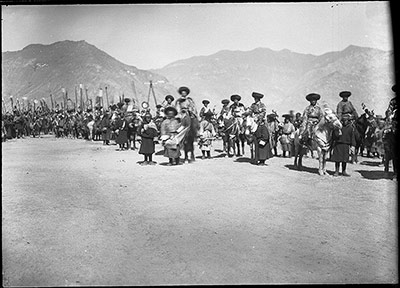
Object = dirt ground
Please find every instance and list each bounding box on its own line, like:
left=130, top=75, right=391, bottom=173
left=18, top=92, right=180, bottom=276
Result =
left=2, top=136, right=398, bottom=285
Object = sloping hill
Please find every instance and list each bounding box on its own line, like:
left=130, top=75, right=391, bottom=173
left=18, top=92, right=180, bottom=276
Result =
left=154, top=45, right=395, bottom=115
left=2, top=40, right=176, bottom=110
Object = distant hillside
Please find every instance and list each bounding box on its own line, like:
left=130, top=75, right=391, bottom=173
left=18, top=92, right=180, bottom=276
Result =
left=154, top=45, right=395, bottom=115
left=2, top=40, right=176, bottom=110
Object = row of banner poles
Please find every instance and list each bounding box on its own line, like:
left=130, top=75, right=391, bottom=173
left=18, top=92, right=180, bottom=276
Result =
left=3, top=79, right=159, bottom=114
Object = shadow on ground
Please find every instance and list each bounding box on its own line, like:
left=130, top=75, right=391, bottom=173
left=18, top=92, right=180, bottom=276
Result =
left=285, top=164, right=335, bottom=176
left=355, top=170, right=395, bottom=180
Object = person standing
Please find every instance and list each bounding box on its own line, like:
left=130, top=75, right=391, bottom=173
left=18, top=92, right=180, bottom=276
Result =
left=267, top=113, right=280, bottom=156
left=254, top=118, right=273, bottom=165
left=198, top=110, right=217, bottom=159
left=114, top=112, right=129, bottom=151
left=280, top=114, right=295, bottom=157
left=331, top=114, right=356, bottom=176
left=160, top=107, right=181, bottom=166
left=138, top=113, right=159, bottom=165
left=100, top=110, right=111, bottom=145
left=336, top=91, right=358, bottom=121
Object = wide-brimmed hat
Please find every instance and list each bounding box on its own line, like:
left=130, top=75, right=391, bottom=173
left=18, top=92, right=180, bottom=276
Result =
left=202, top=99, right=210, bottom=105
left=156, top=104, right=163, bottom=109
left=124, top=98, right=131, bottom=103
left=252, top=92, right=264, bottom=99
left=339, top=91, right=351, bottom=98
left=230, top=94, right=241, bottom=101
left=164, top=106, right=178, bottom=116
left=392, top=85, right=397, bottom=93
left=221, top=99, right=230, bottom=105
left=282, top=114, right=291, bottom=119
left=305, top=93, right=321, bottom=101
left=267, top=113, right=277, bottom=119
left=178, top=86, right=190, bottom=95
left=165, top=95, right=175, bottom=102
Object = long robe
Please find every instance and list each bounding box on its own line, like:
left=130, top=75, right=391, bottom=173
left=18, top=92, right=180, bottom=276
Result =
left=254, top=124, right=273, bottom=161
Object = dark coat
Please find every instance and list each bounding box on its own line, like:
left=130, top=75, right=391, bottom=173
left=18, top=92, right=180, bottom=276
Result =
left=138, top=125, right=158, bottom=155
left=100, top=115, right=111, bottom=141
left=331, top=124, right=356, bottom=162
left=254, top=124, right=273, bottom=161
left=115, top=118, right=129, bottom=145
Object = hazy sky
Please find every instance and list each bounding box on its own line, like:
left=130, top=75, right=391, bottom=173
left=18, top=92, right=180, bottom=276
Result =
left=2, top=2, right=392, bottom=69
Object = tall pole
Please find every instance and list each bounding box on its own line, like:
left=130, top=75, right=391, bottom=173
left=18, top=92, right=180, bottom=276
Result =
left=74, top=86, right=78, bottom=111
left=85, top=87, right=89, bottom=109
left=50, top=94, right=54, bottom=110
left=10, top=96, right=14, bottom=112
left=79, top=84, right=83, bottom=111
left=105, top=86, right=109, bottom=109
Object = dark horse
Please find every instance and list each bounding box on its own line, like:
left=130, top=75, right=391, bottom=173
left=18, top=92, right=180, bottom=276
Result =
left=218, top=116, right=245, bottom=157
left=180, top=112, right=200, bottom=163
left=353, top=110, right=374, bottom=163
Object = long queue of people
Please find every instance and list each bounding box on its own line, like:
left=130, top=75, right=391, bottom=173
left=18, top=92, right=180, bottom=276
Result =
left=2, top=85, right=397, bottom=175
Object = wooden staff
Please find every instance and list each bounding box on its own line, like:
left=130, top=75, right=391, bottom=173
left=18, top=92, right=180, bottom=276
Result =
left=61, top=88, right=66, bottom=109
left=85, top=87, right=89, bottom=106
left=2, top=98, right=7, bottom=114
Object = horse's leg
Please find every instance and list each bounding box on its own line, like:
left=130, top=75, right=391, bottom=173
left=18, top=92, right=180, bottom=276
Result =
left=317, top=147, right=324, bottom=175
left=323, top=151, right=328, bottom=175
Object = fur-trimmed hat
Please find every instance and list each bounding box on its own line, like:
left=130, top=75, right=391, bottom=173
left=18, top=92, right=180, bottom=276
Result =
left=202, top=99, right=210, bottom=105
left=156, top=104, right=163, bottom=109
left=221, top=99, right=230, bottom=105
left=230, top=94, right=241, bottom=101
left=124, top=98, right=131, bottom=103
left=178, top=86, right=190, bottom=95
left=165, top=95, right=175, bottom=102
left=164, top=106, right=178, bottom=116
left=252, top=92, right=264, bottom=99
left=305, top=93, right=321, bottom=101
left=339, top=91, right=351, bottom=98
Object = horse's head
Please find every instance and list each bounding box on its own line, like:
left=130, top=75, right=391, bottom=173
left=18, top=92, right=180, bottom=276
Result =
left=243, top=115, right=258, bottom=135
left=323, top=108, right=342, bottom=130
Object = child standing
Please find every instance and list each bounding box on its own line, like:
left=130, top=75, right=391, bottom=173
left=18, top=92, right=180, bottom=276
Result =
left=331, top=115, right=356, bottom=176
left=198, top=111, right=216, bottom=159
left=160, top=107, right=181, bottom=166
left=138, top=113, right=158, bottom=165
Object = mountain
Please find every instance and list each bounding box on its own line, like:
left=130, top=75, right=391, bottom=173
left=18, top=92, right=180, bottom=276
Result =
left=2, top=40, right=176, bottom=110
left=154, top=45, right=395, bottom=115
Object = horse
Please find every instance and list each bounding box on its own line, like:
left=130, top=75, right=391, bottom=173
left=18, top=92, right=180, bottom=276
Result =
left=353, top=109, right=374, bottom=162
left=243, top=115, right=258, bottom=161
left=218, top=116, right=245, bottom=157
left=179, top=111, right=200, bottom=163
left=293, top=107, right=343, bottom=176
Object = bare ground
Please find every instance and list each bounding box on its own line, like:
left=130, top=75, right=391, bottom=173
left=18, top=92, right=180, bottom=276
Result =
left=2, top=136, right=398, bottom=285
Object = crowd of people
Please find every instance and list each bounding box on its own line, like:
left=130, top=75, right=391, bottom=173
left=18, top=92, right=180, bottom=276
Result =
left=2, top=85, right=397, bottom=176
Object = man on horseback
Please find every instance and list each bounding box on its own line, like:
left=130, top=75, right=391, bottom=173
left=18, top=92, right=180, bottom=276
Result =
left=219, top=99, right=231, bottom=119
left=199, top=99, right=212, bottom=121
left=336, top=91, right=358, bottom=122
left=175, top=86, right=199, bottom=163
left=175, top=86, right=197, bottom=120
left=248, top=92, right=266, bottom=124
left=164, top=95, right=175, bottom=109
left=299, top=93, right=323, bottom=146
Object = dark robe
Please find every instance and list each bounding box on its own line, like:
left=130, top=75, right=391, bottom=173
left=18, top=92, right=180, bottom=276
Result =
left=138, top=124, right=158, bottom=155
left=254, top=123, right=273, bottom=161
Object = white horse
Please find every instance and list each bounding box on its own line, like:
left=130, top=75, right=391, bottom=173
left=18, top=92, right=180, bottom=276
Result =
left=293, top=107, right=342, bottom=176
left=243, top=115, right=259, bottom=161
